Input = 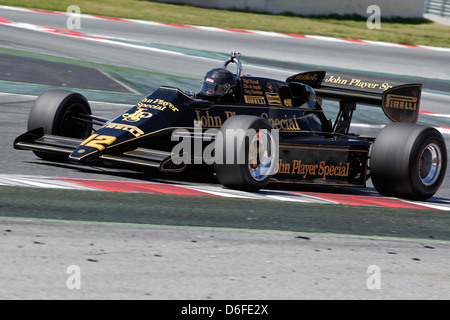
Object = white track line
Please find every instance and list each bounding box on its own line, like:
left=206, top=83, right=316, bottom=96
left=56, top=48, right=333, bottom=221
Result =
left=2, top=5, right=450, bottom=52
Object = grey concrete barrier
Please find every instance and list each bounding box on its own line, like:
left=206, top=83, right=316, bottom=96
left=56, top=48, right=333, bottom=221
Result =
left=152, top=0, right=426, bottom=17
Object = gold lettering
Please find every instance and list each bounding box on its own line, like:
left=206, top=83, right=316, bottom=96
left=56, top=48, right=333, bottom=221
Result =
left=294, top=73, right=318, bottom=81
left=347, top=78, right=382, bottom=90
left=225, top=111, right=236, bottom=119
left=278, top=159, right=291, bottom=174
left=194, top=110, right=222, bottom=128
left=325, top=75, right=348, bottom=85
left=139, top=98, right=179, bottom=112
left=380, top=83, right=393, bottom=91
left=244, top=95, right=266, bottom=104
left=291, top=160, right=318, bottom=179
left=266, top=93, right=282, bottom=106
left=386, top=94, right=417, bottom=111
left=318, top=162, right=350, bottom=180
left=80, top=134, right=116, bottom=151
left=105, top=123, right=144, bottom=137
left=242, top=78, right=264, bottom=95
left=292, top=115, right=301, bottom=130
left=280, top=158, right=351, bottom=180
left=122, top=108, right=153, bottom=122
left=261, top=113, right=301, bottom=131
left=284, top=99, right=292, bottom=107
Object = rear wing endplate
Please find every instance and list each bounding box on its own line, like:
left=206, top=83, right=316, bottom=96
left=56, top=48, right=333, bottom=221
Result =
left=287, top=71, right=421, bottom=124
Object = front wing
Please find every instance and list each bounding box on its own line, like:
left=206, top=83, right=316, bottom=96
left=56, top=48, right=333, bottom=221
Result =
left=13, top=128, right=185, bottom=172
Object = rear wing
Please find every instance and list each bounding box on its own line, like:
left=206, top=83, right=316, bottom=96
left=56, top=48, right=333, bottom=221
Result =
left=286, top=71, right=422, bottom=128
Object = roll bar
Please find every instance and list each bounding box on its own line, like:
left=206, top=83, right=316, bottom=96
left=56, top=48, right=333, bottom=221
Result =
left=223, top=51, right=244, bottom=78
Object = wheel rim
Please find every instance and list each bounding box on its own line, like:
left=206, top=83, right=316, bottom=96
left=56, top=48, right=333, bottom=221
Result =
left=248, top=130, right=277, bottom=182
left=419, top=142, right=442, bottom=186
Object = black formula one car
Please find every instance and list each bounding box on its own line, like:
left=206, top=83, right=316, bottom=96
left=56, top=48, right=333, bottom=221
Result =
left=14, top=52, right=447, bottom=200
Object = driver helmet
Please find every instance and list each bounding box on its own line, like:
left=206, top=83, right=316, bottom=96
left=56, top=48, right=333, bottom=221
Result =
left=199, top=68, right=237, bottom=100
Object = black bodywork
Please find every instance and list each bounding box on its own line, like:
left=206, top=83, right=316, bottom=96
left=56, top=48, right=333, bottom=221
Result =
left=14, top=53, right=444, bottom=199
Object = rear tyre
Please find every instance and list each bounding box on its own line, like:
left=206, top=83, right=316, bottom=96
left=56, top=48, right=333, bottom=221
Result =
left=370, top=122, right=447, bottom=201
left=28, top=89, right=92, bottom=161
left=214, top=115, right=278, bottom=192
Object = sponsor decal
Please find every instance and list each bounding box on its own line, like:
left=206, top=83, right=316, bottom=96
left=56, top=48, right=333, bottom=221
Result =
left=122, top=98, right=179, bottom=122
left=385, top=94, right=418, bottom=111
left=277, top=159, right=350, bottom=180
left=324, top=75, right=393, bottom=91
left=139, top=98, right=179, bottom=112
left=291, top=73, right=319, bottom=82
left=244, top=95, right=266, bottom=104
left=79, top=134, right=117, bottom=151
left=194, top=110, right=223, bottom=128
left=265, top=92, right=282, bottom=106
left=286, top=71, right=325, bottom=87
left=122, top=107, right=153, bottom=122
left=242, top=78, right=263, bottom=95
left=194, top=110, right=300, bottom=131
left=194, top=110, right=238, bottom=128
left=105, top=123, right=145, bottom=137
left=283, top=99, right=293, bottom=107
left=261, top=113, right=301, bottom=131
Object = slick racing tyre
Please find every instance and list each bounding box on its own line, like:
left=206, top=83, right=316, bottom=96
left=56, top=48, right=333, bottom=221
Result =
left=214, top=115, right=279, bottom=192
left=370, top=122, right=447, bottom=201
left=28, top=89, right=92, bottom=161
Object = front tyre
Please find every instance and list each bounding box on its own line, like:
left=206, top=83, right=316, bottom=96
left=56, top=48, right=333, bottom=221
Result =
left=370, top=123, right=447, bottom=201
left=214, top=115, right=279, bottom=192
left=28, top=89, right=92, bottom=161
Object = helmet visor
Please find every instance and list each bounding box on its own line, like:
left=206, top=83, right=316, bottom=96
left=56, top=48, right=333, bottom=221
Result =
left=200, top=77, right=228, bottom=97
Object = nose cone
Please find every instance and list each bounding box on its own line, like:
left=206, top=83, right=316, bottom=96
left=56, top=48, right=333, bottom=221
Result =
left=69, top=144, right=101, bottom=163
left=69, top=133, right=119, bottom=163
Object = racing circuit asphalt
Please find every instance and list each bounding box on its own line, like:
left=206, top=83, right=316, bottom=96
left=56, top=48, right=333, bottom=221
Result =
left=0, top=7, right=450, bottom=300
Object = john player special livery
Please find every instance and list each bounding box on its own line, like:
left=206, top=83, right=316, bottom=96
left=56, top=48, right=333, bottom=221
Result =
left=14, top=52, right=447, bottom=200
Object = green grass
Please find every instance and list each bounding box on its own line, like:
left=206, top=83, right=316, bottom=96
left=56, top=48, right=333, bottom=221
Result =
left=2, top=0, right=450, bottom=48
left=1, top=186, right=449, bottom=241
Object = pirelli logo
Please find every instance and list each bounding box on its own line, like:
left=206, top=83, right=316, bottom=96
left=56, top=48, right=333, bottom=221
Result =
left=244, top=95, right=266, bottom=104
left=105, top=123, right=144, bottom=137
left=385, top=94, right=418, bottom=111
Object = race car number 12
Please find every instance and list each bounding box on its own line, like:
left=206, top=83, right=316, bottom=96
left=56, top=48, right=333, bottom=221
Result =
left=80, top=134, right=117, bottom=151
